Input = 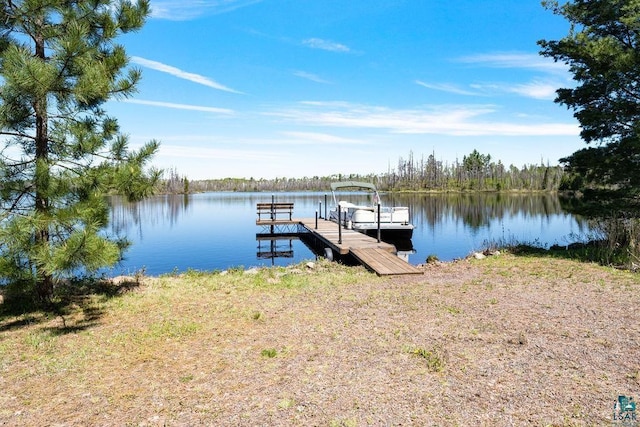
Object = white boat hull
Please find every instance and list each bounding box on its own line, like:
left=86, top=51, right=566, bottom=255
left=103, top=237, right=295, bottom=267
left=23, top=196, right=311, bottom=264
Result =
left=329, top=203, right=414, bottom=239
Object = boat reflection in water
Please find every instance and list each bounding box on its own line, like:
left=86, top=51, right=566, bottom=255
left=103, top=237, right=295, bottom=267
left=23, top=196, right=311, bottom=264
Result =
left=385, top=237, right=416, bottom=263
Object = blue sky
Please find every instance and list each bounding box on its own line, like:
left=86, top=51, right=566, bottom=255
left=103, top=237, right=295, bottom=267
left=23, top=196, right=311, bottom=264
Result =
left=109, top=0, right=582, bottom=180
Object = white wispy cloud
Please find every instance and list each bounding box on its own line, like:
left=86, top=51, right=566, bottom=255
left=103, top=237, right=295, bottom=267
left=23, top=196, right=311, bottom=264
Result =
left=150, top=0, right=263, bottom=20
left=415, top=80, right=483, bottom=96
left=419, top=51, right=568, bottom=101
left=124, top=99, right=235, bottom=115
left=159, top=145, right=279, bottom=161
left=293, top=71, right=332, bottom=84
left=145, top=131, right=364, bottom=147
left=302, top=38, right=351, bottom=53
left=503, top=81, right=559, bottom=100
left=465, top=80, right=560, bottom=100
left=265, top=101, right=579, bottom=137
left=131, top=56, right=243, bottom=94
left=419, top=80, right=559, bottom=100
left=280, top=131, right=366, bottom=145
left=457, top=52, right=569, bottom=75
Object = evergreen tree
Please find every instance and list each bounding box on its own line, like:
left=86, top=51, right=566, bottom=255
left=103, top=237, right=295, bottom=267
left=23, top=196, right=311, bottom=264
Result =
left=0, top=0, right=160, bottom=300
left=539, top=0, right=640, bottom=193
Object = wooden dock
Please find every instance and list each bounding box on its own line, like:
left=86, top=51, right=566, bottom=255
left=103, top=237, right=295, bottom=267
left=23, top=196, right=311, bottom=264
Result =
left=255, top=201, right=422, bottom=276
left=298, top=219, right=422, bottom=276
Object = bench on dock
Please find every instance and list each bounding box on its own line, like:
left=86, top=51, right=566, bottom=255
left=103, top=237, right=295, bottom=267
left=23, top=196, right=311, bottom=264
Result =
left=257, top=202, right=294, bottom=222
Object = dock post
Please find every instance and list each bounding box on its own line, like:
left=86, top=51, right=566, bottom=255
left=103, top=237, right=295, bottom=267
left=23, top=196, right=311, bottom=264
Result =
left=338, top=208, right=342, bottom=244
left=318, top=201, right=322, bottom=219
left=315, top=210, right=318, bottom=229
left=324, top=194, right=327, bottom=219
left=270, top=194, right=275, bottom=234
left=270, top=194, right=275, bottom=220
left=377, top=203, right=381, bottom=243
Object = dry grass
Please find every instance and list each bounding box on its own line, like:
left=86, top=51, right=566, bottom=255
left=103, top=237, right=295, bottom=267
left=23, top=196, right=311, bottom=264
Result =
left=1, top=255, right=639, bottom=426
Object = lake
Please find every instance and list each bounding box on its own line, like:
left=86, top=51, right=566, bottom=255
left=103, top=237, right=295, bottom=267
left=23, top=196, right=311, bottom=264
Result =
left=105, top=192, right=591, bottom=276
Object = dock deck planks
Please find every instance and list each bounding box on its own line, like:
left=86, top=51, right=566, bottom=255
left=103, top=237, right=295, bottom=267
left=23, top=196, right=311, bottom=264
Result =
left=298, top=219, right=422, bottom=276
left=350, top=248, right=422, bottom=276
left=299, top=219, right=394, bottom=255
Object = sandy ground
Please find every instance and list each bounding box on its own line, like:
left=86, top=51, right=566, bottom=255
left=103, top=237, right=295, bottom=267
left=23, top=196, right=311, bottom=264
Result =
left=1, top=254, right=639, bottom=426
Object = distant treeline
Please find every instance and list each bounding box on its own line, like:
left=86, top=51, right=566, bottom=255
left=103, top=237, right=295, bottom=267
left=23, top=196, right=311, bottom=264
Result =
left=158, top=150, right=566, bottom=193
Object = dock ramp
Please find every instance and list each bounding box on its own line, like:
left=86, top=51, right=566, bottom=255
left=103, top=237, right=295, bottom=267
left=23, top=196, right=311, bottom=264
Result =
left=350, top=248, right=422, bottom=276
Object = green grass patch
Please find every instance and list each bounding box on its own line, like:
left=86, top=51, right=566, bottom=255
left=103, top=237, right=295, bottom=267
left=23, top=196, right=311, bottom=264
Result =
left=261, top=348, right=278, bottom=358
left=406, top=345, right=446, bottom=372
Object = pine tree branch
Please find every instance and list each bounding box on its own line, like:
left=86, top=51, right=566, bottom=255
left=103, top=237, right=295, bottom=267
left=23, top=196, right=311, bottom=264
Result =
left=0, top=130, right=36, bottom=141
left=2, top=183, right=33, bottom=216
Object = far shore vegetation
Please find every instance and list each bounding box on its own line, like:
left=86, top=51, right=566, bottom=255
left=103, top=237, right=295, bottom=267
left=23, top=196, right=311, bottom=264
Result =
left=160, top=149, right=567, bottom=194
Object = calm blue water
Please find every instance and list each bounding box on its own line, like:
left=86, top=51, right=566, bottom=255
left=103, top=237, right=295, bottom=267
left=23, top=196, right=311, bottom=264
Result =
left=104, top=192, right=591, bottom=276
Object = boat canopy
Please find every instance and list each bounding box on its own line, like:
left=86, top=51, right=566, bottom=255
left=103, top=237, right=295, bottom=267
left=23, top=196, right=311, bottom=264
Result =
left=330, top=181, right=378, bottom=192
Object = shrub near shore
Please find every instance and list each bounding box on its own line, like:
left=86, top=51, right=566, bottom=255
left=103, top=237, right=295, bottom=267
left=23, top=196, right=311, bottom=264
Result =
left=1, top=255, right=639, bottom=425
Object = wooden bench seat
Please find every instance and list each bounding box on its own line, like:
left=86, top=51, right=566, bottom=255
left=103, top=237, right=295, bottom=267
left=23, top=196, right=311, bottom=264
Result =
left=257, top=202, right=294, bottom=221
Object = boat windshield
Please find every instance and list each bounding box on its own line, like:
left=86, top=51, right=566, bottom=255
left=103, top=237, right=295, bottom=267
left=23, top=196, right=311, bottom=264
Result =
left=330, top=181, right=381, bottom=207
